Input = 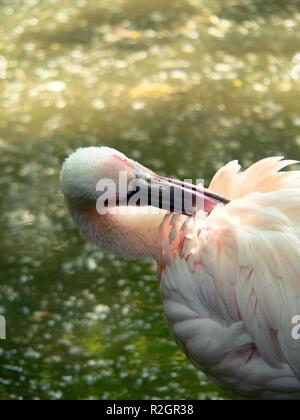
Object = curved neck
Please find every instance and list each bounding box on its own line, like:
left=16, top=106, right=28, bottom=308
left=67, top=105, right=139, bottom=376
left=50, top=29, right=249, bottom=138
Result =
left=68, top=202, right=165, bottom=259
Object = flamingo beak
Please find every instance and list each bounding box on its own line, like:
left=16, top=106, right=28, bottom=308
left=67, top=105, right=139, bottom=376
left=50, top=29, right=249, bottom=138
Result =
left=131, top=166, right=229, bottom=216
left=153, top=175, right=229, bottom=215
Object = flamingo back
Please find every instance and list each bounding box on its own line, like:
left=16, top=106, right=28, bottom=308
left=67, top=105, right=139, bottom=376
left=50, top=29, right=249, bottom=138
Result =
left=159, top=158, right=300, bottom=399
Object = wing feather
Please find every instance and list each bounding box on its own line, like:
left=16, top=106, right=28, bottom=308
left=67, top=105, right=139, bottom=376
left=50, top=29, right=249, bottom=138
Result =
left=160, top=157, right=300, bottom=382
left=209, top=157, right=299, bottom=199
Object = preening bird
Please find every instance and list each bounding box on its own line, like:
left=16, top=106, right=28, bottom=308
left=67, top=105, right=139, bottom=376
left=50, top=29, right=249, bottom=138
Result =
left=61, top=147, right=300, bottom=400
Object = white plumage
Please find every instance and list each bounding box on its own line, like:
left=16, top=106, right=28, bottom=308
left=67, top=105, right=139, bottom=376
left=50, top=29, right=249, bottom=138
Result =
left=160, top=158, right=300, bottom=399
left=61, top=149, right=300, bottom=399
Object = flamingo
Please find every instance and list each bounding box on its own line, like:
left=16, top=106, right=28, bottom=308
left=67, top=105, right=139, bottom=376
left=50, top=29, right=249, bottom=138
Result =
left=60, top=147, right=300, bottom=400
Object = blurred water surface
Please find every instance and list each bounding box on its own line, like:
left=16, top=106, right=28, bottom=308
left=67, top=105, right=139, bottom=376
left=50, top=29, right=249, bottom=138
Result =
left=0, top=0, right=300, bottom=400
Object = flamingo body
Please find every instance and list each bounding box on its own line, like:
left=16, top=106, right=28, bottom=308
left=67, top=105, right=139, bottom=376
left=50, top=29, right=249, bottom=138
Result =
left=61, top=149, right=300, bottom=399
left=159, top=158, right=300, bottom=399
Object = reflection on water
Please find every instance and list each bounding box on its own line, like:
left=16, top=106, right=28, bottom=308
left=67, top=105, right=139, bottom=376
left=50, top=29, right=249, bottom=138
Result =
left=0, top=0, right=300, bottom=400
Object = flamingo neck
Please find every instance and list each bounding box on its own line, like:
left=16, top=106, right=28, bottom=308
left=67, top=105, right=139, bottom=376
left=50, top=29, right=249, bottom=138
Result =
left=68, top=203, right=165, bottom=259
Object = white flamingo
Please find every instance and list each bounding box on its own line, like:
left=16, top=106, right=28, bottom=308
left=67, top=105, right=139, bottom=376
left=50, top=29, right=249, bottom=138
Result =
left=61, top=147, right=300, bottom=400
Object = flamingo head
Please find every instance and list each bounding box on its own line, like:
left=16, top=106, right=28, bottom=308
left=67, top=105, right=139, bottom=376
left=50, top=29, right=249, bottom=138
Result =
left=61, top=147, right=228, bottom=215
